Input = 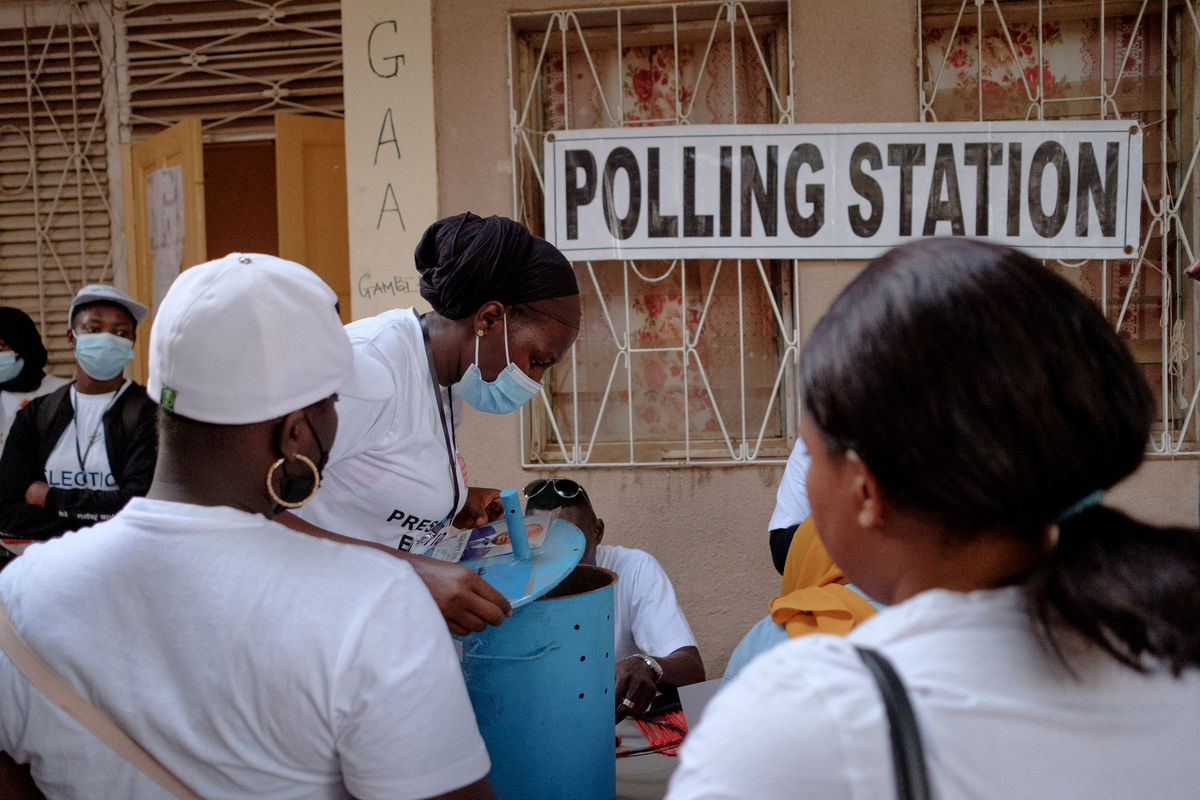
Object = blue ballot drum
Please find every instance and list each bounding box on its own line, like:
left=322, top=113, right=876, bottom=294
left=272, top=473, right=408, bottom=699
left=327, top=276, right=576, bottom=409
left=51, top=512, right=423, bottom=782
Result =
left=458, top=508, right=616, bottom=800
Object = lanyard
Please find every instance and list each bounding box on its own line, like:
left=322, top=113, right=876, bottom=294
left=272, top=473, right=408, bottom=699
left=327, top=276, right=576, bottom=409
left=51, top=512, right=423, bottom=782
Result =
left=71, top=380, right=127, bottom=474
left=419, top=314, right=461, bottom=528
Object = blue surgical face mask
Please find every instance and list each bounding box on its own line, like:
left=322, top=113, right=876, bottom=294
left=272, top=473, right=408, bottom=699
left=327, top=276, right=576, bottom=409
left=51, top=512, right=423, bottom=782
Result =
left=459, top=313, right=542, bottom=415
left=0, top=351, right=23, bottom=383
left=74, top=332, right=133, bottom=381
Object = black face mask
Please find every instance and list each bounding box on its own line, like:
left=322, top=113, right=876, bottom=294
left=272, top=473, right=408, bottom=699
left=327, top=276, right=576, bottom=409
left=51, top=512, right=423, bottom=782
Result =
left=274, top=413, right=330, bottom=511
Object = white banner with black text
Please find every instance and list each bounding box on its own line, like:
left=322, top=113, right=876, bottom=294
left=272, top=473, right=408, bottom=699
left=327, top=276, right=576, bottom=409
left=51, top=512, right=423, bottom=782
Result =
left=543, top=122, right=1142, bottom=261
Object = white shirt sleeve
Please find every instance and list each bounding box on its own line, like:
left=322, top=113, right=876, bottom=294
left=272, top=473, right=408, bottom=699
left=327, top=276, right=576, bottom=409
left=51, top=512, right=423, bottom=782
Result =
left=328, top=347, right=396, bottom=463
left=623, top=550, right=698, bottom=658
left=666, top=637, right=884, bottom=800
left=768, top=439, right=812, bottom=530
left=335, top=577, right=490, bottom=799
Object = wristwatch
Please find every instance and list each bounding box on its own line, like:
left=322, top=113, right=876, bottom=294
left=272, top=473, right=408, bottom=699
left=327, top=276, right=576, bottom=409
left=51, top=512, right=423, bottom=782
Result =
left=633, top=653, right=663, bottom=683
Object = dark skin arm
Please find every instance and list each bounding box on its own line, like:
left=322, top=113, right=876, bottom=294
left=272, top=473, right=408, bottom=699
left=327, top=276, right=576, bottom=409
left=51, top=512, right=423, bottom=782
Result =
left=614, top=645, right=705, bottom=722
left=274, top=510, right=512, bottom=636
left=453, top=486, right=503, bottom=530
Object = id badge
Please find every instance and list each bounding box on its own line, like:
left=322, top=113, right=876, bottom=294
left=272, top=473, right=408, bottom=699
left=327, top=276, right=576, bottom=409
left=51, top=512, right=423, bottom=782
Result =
left=416, top=516, right=452, bottom=550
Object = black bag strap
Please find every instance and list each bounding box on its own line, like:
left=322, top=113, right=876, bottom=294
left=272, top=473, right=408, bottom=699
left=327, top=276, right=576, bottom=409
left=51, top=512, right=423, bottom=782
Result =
left=855, top=646, right=934, bottom=800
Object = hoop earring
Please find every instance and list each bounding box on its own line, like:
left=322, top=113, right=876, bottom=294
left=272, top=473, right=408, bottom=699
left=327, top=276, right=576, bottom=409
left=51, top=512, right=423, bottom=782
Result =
left=265, top=453, right=320, bottom=508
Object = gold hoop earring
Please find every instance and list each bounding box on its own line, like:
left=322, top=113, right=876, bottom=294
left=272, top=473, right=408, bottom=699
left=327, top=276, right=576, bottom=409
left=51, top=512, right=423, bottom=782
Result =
left=265, top=453, right=320, bottom=508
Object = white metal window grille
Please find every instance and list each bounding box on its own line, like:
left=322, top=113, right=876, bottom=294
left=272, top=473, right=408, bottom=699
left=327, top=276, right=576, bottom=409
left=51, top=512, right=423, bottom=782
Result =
left=124, top=0, right=344, bottom=140
left=0, top=1, right=117, bottom=374
left=920, top=0, right=1200, bottom=456
left=1, top=0, right=344, bottom=374
left=509, top=1, right=796, bottom=467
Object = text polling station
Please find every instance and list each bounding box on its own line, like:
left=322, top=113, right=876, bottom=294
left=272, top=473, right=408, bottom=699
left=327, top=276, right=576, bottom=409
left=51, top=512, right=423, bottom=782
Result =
left=543, top=122, right=1142, bottom=261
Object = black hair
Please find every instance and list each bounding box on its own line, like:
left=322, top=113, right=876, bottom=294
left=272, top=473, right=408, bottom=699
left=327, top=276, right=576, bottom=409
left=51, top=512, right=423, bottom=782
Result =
left=800, top=237, right=1200, bottom=675
left=0, top=306, right=51, bottom=393
left=524, top=480, right=593, bottom=515
left=415, top=212, right=578, bottom=320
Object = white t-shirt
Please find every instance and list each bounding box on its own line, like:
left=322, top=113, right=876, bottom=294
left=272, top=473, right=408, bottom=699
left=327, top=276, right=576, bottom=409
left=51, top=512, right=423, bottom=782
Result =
left=597, top=544, right=698, bottom=662
left=0, top=373, right=70, bottom=450
left=41, top=383, right=126, bottom=491
left=0, top=497, right=490, bottom=800
left=298, top=308, right=466, bottom=553
left=767, top=438, right=811, bottom=531
left=666, top=586, right=1200, bottom=800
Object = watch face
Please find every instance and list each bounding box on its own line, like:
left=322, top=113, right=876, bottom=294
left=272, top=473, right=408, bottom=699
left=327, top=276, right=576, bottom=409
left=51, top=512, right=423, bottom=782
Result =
left=640, top=654, right=663, bottom=681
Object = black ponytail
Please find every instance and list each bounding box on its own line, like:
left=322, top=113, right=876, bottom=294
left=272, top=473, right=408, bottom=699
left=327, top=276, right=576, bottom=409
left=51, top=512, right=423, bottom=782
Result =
left=1027, top=505, right=1200, bottom=676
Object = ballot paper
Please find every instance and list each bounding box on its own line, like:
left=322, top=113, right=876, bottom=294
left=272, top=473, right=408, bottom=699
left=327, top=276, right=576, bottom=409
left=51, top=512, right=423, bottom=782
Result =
left=430, top=510, right=552, bottom=563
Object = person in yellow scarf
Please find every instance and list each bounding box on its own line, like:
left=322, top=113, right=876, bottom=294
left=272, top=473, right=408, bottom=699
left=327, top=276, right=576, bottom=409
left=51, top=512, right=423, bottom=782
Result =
left=723, top=516, right=879, bottom=683
left=769, top=516, right=878, bottom=637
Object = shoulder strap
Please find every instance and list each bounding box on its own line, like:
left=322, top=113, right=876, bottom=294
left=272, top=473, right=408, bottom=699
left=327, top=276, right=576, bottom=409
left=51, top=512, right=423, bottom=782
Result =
left=855, top=646, right=934, bottom=800
left=0, top=596, right=202, bottom=800
left=34, top=382, right=69, bottom=432
left=119, top=380, right=142, bottom=434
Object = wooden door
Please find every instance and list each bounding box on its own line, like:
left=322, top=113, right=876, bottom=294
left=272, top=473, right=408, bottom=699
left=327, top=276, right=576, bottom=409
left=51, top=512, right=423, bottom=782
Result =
left=275, top=114, right=350, bottom=317
left=121, top=118, right=206, bottom=383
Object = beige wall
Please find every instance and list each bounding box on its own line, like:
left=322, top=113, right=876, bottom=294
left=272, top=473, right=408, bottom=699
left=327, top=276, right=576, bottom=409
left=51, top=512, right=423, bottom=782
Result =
left=428, top=0, right=1199, bottom=677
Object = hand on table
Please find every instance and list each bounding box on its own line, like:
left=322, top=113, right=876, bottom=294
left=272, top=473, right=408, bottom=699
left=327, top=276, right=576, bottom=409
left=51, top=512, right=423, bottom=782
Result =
left=407, top=553, right=513, bottom=636
left=453, top=486, right=504, bottom=530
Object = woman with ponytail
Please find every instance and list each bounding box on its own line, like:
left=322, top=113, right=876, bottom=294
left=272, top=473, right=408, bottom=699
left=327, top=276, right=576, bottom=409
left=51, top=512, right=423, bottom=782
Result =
left=667, top=238, right=1200, bottom=799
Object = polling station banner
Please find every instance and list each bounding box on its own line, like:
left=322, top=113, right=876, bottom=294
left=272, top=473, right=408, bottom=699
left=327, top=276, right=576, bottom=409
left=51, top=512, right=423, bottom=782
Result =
left=543, top=122, right=1142, bottom=261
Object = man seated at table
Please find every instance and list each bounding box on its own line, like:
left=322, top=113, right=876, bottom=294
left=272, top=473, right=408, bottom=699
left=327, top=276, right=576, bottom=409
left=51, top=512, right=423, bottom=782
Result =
left=525, top=478, right=705, bottom=721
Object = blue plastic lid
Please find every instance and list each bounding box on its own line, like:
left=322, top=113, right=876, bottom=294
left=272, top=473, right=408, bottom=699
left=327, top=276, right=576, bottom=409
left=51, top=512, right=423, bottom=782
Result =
left=459, top=517, right=586, bottom=609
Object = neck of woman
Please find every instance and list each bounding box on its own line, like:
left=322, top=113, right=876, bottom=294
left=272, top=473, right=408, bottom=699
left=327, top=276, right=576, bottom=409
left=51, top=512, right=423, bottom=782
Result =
left=146, top=424, right=276, bottom=517
left=870, top=515, right=1044, bottom=605
left=423, top=312, right=468, bottom=387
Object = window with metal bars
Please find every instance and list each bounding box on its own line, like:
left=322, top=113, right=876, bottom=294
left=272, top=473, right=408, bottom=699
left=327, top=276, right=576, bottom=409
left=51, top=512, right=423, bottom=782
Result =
left=920, top=0, right=1200, bottom=456
left=1, top=0, right=344, bottom=376
left=509, top=1, right=797, bottom=467
left=0, top=2, right=115, bottom=375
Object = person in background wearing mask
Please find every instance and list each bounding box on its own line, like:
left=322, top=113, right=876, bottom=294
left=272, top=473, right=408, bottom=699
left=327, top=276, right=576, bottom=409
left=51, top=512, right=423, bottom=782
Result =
left=279, top=212, right=581, bottom=636
left=0, top=285, right=156, bottom=543
left=0, top=307, right=70, bottom=449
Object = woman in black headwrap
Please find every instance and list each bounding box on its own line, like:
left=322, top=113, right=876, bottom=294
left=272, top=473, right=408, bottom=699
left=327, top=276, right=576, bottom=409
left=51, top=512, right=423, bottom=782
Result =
left=280, top=213, right=581, bottom=635
left=0, top=307, right=70, bottom=451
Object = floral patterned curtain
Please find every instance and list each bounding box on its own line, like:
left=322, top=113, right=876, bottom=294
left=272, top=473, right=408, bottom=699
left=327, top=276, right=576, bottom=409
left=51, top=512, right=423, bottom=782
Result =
left=537, top=31, right=783, bottom=449
left=924, top=12, right=1170, bottom=406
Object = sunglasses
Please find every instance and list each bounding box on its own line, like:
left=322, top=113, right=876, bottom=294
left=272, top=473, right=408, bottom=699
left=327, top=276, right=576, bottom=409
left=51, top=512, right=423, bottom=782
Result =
left=523, top=477, right=587, bottom=504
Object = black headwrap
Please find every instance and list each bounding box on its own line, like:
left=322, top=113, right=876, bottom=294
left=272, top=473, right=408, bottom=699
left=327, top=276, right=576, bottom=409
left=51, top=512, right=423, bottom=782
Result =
left=415, top=212, right=578, bottom=320
left=0, top=306, right=50, bottom=393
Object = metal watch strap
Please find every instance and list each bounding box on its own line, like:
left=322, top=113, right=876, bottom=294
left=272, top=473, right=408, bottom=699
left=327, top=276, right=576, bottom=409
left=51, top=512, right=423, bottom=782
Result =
left=635, top=653, right=663, bottom=682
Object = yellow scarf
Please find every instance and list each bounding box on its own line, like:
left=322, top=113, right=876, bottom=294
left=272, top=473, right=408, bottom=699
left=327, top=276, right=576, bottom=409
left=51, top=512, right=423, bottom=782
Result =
left=768, top=516, right=877, bottom=637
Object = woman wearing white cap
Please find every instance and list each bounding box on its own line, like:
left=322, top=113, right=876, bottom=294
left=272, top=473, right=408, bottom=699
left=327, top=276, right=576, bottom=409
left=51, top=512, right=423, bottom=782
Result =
left=0, top=253, right=497, bottom=799
left=282, top=212, right=580, bottom=636
left=0, top=284, right=156, bottom=543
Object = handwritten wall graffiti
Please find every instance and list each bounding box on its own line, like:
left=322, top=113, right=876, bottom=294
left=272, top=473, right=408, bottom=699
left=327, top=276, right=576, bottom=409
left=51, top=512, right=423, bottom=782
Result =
left=341, top=0, right=439, bottom=318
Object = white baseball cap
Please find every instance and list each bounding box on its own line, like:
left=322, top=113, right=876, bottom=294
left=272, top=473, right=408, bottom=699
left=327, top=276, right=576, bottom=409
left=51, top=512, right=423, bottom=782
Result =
left=69, top=284, right=148, bottom=326
left=147, top=253, right=389, bottom=424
